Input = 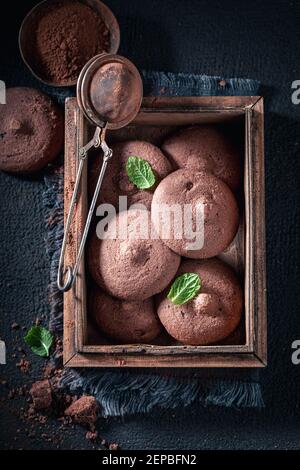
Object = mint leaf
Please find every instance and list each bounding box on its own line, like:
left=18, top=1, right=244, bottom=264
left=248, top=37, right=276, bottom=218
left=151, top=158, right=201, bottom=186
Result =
left=126, top=156, right=156, bottom=189
left=24, top=326, right=53, bottom=358
left=167, top=273, right=201, bottom=305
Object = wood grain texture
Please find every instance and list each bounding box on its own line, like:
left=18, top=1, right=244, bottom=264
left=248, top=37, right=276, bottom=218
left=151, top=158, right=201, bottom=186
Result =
left=250, top=98, right=267, bottom=365
left=63, top=96, right=266, bottom=368
left=65, top=352, right=265, bottom=368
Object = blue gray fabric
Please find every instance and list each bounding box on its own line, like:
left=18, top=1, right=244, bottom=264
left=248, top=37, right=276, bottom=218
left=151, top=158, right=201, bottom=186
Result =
left=142, top=71, right=260, bottom=96
left=43, top=71, right=263, bottom=417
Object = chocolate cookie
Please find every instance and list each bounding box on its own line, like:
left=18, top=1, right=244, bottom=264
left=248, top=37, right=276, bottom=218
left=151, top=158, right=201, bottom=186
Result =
left=157, top=258, right=243, bottom=345
left=87, top=208, right=181, bottom=300
left=90, top=287, right=161, bottom=343
left=151, top=169, right=239, bottom=258
left=161, top=125, right=241, bottom=191
left=0, top=87, right=63, bottom=173
left=89, top=140, right=172, bottom=210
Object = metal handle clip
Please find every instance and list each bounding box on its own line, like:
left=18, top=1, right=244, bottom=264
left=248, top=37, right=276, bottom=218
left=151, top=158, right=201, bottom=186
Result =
left=57, top=126, right=113, bottom=292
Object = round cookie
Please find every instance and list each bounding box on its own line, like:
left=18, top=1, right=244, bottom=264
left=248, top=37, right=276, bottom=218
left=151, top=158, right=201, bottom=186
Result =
left=89, top=287, right=161, bottom=343
left=157, top=258, right=243, bottom=345
left=0, top=87, right=63, bottom=173
left=89, top=140, right=172, bottom=210
left=151, top=169, right=239, bottom=259
left=87, top=208, right=181, bottom=300
left=161, top=125, right=241, bottom=191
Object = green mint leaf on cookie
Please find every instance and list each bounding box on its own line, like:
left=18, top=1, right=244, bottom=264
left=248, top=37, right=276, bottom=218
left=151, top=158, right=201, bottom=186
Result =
left=24, top=326, right=53, bottom=358
left=167, top=273, right=201, bottom=305
left=126, top=156, right=156, bottom=189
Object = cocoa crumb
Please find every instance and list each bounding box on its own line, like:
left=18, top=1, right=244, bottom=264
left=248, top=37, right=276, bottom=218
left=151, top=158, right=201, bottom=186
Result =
left=64, top=396, right=99, bottom=428
left=17, top=347, right=27, bottom=355
left=109, top=443, right=120, bottom=450
left=38, top=415, right=48, bottom=424
left=30, top=380, right=52, bottom=410
left=86, top=430, right=98, bottom=441
left=16, top=359, right=31, bottom=374
left=11, top=322, right=19, bottom=330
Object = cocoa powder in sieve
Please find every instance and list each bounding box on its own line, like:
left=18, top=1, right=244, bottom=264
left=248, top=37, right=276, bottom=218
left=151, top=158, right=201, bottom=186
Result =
left=30, top=0, right=110, bottom=84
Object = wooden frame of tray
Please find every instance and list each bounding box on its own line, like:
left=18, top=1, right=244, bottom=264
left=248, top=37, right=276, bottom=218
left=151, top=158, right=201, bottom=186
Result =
left=63, top=96, right=266, bottom=368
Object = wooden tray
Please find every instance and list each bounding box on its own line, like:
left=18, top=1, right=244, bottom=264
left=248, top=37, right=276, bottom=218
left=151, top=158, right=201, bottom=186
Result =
left=63, top=96, right=266, bottom=368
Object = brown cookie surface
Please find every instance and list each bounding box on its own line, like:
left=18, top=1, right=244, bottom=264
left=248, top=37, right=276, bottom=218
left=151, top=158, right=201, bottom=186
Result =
left=90, top=286, right=161, bottom=343
left=0, top=87, right=63, bottom=173
left=89, top=140, right=172, bottom=210
left=151, top=169, right=239, bottom=258
left=156, top=258, right=243, bottom=345
left=161, top=125, right=241, bottom=191
left=87, top=208, right=181, bottom=300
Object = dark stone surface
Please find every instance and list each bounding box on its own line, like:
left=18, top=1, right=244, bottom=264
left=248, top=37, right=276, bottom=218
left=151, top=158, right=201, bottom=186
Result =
left=1, top=0, right=300, bottom=450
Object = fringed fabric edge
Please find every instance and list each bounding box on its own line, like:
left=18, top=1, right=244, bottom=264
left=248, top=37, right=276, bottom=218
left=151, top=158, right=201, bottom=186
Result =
left=61, top=369, right=264, bottom=417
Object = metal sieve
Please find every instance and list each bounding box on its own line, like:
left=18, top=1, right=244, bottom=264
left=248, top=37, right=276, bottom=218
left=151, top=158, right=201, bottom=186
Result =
left=57, top=53, right=143, bottom=291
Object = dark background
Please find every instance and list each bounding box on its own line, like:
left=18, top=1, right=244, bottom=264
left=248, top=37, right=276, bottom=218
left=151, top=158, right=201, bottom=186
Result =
left=1, top=0, right=300, bottom=450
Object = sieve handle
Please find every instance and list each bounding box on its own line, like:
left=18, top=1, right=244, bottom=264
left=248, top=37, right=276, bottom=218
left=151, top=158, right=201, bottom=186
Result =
left=57, top=127, right=113, bottom=292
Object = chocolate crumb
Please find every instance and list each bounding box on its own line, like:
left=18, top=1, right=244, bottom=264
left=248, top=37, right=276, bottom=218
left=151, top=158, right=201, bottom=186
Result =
left=38, top=415, right=48, bottom=424
left=11, top=322, right=19, bottom=330
left=16, top=359, right=30, bottom=374
left=64, top=396, right=99, bottom=428
left=86, top=430, right=98, bottom=441
left=30, top=380, right=52, bottom=410
left=109, top=443, right=120, bottom=450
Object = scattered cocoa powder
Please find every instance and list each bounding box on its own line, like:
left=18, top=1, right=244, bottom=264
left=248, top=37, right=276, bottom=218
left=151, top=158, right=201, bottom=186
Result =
left=30, top=0, right=111, bottom=84
left=43, top=361, right=56, bottom=379
left=3, top=320, right=118, bottom=448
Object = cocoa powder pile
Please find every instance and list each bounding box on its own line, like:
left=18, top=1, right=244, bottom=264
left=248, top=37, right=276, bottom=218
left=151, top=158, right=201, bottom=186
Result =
left=31, top=0, right=110, bottom=84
